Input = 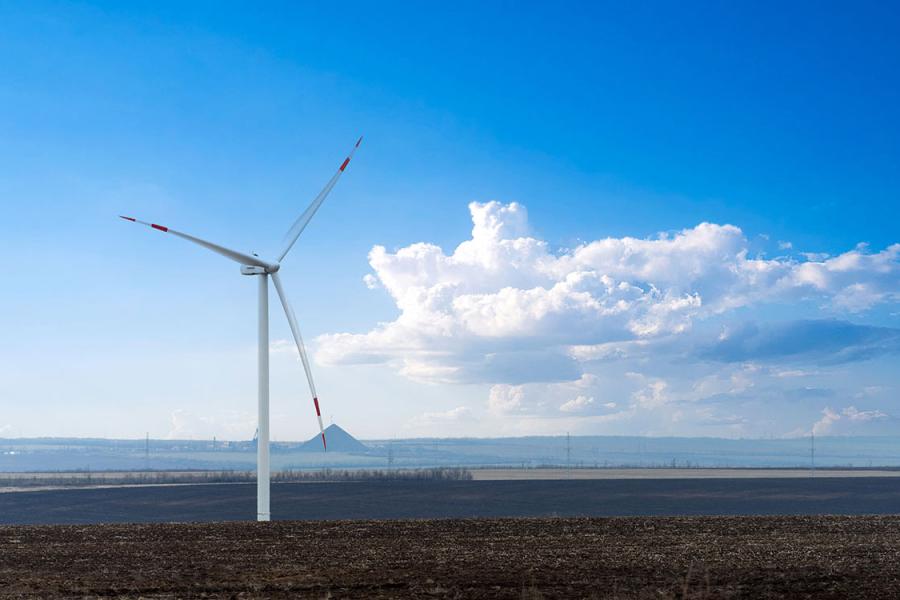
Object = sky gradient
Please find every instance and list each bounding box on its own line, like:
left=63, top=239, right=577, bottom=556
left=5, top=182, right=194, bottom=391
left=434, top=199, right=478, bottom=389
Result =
left=0, top=1, right=898, bottom=440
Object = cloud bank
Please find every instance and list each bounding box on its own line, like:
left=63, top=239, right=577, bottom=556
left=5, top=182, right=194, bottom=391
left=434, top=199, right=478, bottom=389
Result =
left=317, top=201, right=899, bottom=389
left=701, top=320, right=900, bottom=364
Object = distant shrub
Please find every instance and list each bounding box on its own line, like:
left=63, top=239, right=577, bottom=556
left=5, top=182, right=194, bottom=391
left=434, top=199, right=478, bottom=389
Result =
left=274, top=467, right=473, bottom=483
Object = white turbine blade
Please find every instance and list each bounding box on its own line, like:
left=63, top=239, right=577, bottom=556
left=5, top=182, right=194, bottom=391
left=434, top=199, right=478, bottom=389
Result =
left=277, top=136, right=363, bottom=263
left=270, top=271, right=327, bottom=450
left=119, top=216, right=274, bottom=269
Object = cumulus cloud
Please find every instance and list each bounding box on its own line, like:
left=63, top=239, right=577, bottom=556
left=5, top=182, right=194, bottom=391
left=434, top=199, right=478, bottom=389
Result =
left=560, top=395, right=595, bottom=413
left=790, top=243, right=900, bottom=311
left=812, top=406, right=889, bottom=435
left=317, top=201, right=900, bottom=386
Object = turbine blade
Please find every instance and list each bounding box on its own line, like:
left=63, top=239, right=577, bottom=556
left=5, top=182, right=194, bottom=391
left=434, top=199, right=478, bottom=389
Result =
left=270, top=272, right=327, bottom=450
left=277, top=136, right=363, bottom=263
left=119, top=216, right=274, bottom=269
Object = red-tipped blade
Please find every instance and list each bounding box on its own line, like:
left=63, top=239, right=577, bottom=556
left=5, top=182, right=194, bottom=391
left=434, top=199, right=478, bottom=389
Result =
left=118, top=215, right=274, bottom=269
left=270, top=272, right=328, bottom=453
left=277, top=135, right=364, bottom=262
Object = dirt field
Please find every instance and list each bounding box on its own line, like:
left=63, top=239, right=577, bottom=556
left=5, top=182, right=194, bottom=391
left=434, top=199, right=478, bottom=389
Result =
left=1, top=515, right=898, bottom=598
left=3, top=478, right=900, bottom=525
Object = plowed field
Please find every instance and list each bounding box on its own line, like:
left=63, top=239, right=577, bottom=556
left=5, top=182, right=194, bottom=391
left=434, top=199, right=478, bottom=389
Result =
left=2, top=515, right=899, bottom=598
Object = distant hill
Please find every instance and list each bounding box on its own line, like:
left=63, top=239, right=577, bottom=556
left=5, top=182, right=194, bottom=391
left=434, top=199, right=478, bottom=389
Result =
left=299, top=424, right=369, bottom=453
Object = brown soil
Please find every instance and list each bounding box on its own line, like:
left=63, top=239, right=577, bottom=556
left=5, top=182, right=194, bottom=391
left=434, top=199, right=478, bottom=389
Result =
left=1, top=515, right=898, bottom=599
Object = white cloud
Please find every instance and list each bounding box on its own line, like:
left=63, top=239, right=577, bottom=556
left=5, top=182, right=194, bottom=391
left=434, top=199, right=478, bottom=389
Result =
left=812, top=405, right=889, bottom=435
left=568, top=340, right=646, bottom=362
left=560, top=395, right=595, bottom=413
left=573, top=373, right=599, bottom=388
left=408, top=406, right=473, bottom=427
left=812, top=407, right=841, bottom=435
left=363, top=274, right=379, bottom=290
left=488, top=384, right=525, bottom=415
left=789, top=243, right=900, bottom=311
left=631, top=379, right=669, bottom=409
left=778, top=241, right=793, bottom=250
left=774, top=369, right=818, bottom=378
left=317, top=201, right=900, bottom=386
left=843, top=406, right=888, bottom=422
left=691, top=372, right=745, bottom=398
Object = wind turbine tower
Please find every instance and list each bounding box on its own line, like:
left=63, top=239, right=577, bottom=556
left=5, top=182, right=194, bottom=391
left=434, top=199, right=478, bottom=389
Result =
left=121, top=137, right=362, bottom=521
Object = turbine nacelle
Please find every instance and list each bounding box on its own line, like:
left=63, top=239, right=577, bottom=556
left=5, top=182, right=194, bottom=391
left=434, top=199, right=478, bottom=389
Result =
left=241, top=264, right=279, bottom=275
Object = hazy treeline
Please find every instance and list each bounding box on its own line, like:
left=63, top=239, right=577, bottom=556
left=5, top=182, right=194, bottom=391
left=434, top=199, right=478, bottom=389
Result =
left=0, top=467, right=473, bottom=488
left=275, top=467, right=473, bottom=482
left=5, top=435, right=900, bottom=471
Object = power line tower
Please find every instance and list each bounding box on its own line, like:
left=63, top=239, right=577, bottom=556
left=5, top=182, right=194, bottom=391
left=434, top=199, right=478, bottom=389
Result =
left=810, top=431, right=815, bottom=477
left=387, top=440, right=394, bottom=470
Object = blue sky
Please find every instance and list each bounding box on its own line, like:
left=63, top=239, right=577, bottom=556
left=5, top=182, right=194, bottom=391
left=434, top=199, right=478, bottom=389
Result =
left=0, top=1, right=898, bottom=440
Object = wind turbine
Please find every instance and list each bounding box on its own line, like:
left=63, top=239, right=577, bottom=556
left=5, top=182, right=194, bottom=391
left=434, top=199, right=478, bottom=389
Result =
left=121, top=137, right=362, bottom=521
